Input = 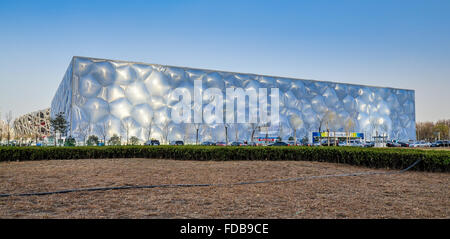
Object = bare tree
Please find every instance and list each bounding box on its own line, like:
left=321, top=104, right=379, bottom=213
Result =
left=248, top=122, right=259, bottom=143
left=316, top=112, right=328, bottom=145
left=223, top=123, right=230, bottom=145
left=0, top=111, right=3, bottom=143
left=15, top=129, right=24, bottom=146
left=344, top=118, right=355, bottom=144
left=121, top=120, right=134, bottom=145
left=144, top=115, right=154, bottom=142
left=416, top=121, right=435, bottom=141
left=97, top=121, right=109, bottom=145
left=433, top=120, right=450, bottom=140
left=203, top=124, right=212, bottom=142
left=288, top=115, right=303, bottom=145
left=183, top=123, right=191, bottom=144
left=380, top=123, right=388, bottom=143
left=259, top=122, right=270, bottom=145
left=277, top=122, right=284, bottom=142
left=193, top=123, right=201, bottom=145
left=161, top=120, right=170, bottom=144
left=76, top=122, right=91, bottom=146
left=234, top=123, right=239, bottom=142
left=5, top=111, right=13, bottom=146
left=323, top=110, right=336, bottom=146
left=370, top=117, right=378, bottom=141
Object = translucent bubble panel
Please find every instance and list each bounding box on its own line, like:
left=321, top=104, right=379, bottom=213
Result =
left=51, top=56, right=416, bottom=143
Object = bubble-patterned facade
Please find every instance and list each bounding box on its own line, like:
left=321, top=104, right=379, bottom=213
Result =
left=51, top=56, right=415, bottom=143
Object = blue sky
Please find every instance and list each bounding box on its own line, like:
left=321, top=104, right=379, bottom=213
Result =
left=0, top=0, right=449, bottom=122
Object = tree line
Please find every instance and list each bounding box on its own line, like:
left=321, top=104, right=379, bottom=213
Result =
left=416, top=119, right=450, bottom=141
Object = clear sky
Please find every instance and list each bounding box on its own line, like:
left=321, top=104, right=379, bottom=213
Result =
left=0, top=0, right=449, bottom=122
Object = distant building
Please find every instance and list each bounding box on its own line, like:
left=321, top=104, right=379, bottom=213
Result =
left=13, top=108, right=51, bottom=138
left=0, top=119, right=7, bottom=141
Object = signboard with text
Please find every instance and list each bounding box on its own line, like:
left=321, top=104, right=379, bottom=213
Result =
left=312, top=132, right=364, bottom=139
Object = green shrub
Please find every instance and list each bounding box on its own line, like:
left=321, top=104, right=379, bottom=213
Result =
left=108, top=134, right=121, bottom=146
left=87, top=135, right=99, bottom=146
left=0, top=146, right=448, bottom=172
left=64, top=136, right=76, bottom=147
left=129, top=136, right=140, bottom=145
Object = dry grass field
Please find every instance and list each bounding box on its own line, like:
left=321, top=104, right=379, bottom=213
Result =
left=0, top=158, right=448, bottom=218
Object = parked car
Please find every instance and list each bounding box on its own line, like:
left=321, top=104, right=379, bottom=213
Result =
left=363, top=141, right=375, bottom=147
left=431, top=141, right=446, bottom=147
left=246, top=141, right=258, bottom=146
left=354, top=142, right=365, bottom=147
left=269, top=141, right=289, bottom=146
left=409, top=141, right=420, bottom=147
left=409, top=141, right=431, bottom=147
left=215, top=141, right=227, bottom=146
left=230, top=141, right=244, bottom=146
left=312, top=142, right=321, bottom=147
left=397, top=141, right=409, bottom=147
left=144, top=140, right=160, bottom=146
left=339, top=140, right=364, bottom=147
left=422, top=141, right=432, bottom=147
left=386, top=141, right=401, bottom=147
left=287, top=141, right=301, bottom=146
left=438, top=140, right=449, bottom=147
left=201, top=141, right=216, bottom=146
left=320, top=139, right=340, bottom=146
left=169, top=140, right=184, bottom=145
left=338, top=141, right=348, bottom=147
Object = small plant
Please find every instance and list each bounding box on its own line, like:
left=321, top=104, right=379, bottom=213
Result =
left=87, top=135, right=99, bottom=146
left=108, top=134, right=121, bottom=146
left=64, top=136, right=76, bottom=147
left=129, top=136, right=140, bottom=145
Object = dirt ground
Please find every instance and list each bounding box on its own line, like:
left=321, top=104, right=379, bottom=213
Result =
left=0, top=158, right=448, bottom=218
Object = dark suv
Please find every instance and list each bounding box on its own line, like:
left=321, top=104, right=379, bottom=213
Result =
left=230, top=141, right=244, bottom=146
left=386, top=141, right=401, bottom=147
left=431, top=141, right=446, bottom=147
left=269, top=141, right=289, bottom=146
left=144, top=140, right=160, bottom=146
left=398, top=142, right=409, bottom=147
left=201, top=141, right=216, bottom=146
left=171, top=140, right=184, bottom=145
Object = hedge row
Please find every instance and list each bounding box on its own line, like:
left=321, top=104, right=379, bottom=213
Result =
left=0, top=146, right=449, bottom=172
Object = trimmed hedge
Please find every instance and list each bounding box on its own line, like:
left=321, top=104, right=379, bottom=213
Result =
left=0, top=146, right=449, bottom=172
